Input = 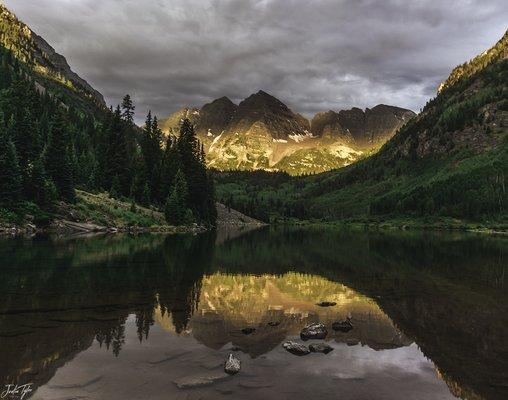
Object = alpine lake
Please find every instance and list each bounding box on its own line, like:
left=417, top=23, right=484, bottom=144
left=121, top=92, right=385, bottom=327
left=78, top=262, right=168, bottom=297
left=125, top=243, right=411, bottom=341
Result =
left=0, top=226, right=506, bottom=400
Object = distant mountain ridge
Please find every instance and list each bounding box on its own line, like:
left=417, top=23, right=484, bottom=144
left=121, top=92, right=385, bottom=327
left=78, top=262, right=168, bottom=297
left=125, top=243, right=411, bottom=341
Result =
left=161, top=91, right=415, bottom=174
left=0, top=3, right=105, bottom=109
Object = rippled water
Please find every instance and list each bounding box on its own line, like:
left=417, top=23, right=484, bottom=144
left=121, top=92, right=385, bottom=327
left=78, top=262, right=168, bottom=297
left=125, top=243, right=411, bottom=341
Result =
left=0, top=227, right=506, bottom=399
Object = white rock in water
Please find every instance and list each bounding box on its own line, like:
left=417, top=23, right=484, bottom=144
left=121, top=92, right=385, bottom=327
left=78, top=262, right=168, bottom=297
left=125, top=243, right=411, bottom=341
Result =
left=224, top=353, right=241, bottom=375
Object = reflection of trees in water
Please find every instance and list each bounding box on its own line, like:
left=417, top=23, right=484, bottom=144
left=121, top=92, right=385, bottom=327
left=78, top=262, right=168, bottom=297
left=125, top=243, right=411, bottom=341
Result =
left=0, top=232, right=216, bottom=392
left=96, top=317, right=128, bottom=357
left=0, top=228, right=506, bottom=399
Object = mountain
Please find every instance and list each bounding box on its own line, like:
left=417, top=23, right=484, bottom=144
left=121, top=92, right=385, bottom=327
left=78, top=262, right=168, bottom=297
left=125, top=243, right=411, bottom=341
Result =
left=337, top=104, right=415, bottom=147
left=216, top=30, right=508, bottom=223
left=161, top=91, right=415, bottom=174
left=0, top=3, right=105, bottom=111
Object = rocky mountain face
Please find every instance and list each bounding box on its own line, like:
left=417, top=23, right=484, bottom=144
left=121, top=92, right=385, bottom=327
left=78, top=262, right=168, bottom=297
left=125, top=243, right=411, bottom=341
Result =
left=161, top=91, right=415, bottom=175
left=0, top=4, right=105, bottom=108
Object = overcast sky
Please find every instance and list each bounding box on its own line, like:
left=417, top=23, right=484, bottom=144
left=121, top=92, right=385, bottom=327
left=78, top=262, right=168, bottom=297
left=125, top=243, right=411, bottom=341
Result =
left=4, top=0, right=507, bottom=122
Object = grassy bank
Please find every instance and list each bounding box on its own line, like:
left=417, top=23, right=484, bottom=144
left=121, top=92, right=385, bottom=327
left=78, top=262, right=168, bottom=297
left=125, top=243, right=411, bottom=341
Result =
left=0, top=190, right=204, bottom=235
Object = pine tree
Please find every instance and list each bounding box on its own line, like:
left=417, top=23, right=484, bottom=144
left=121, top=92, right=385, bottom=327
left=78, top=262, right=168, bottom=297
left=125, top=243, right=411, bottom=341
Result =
left=45, top=108, right=75, bottom=202
left=0, top=113, right=22, bottom=208
left=176, top=119, right=216, bottom=225
left=28, top=157, right=56, bottom=209
left=139, top=111, right=164, bottom=204
left=160, top=136, right=180, bottom=202
left=121, top=94, right=135, bottom=125
left=165, top=170, right=191, bottom=225
left=104, top=106, right=132, bottom=196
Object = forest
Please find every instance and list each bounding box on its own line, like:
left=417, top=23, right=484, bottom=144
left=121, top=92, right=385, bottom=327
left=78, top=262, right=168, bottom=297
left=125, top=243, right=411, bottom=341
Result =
left=0, top=45, right=216, bottom=227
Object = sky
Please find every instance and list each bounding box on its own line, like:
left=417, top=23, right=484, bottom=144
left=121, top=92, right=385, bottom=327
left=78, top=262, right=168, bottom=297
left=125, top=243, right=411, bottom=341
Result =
left=4, top=0, right=507, bottom=123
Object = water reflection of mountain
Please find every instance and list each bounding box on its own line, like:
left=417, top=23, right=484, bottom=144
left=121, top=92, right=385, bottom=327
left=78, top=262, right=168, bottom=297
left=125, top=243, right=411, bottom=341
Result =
left=0, top=227, right=506, bottom=399
left=155, top=272, right=412, bottom=357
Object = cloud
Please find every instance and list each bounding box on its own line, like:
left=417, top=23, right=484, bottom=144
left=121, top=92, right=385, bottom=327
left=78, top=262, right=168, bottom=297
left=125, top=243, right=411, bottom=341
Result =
left=5, top=0, right=507, bottom=122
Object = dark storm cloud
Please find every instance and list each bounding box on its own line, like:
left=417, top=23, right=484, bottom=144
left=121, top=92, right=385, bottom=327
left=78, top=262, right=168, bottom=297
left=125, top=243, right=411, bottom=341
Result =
left=4, top=0, right=507, bottom=122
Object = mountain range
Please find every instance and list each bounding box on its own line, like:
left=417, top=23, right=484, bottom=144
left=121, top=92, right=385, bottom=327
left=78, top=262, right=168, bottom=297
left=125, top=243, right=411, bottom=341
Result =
left=161, top=92, right=415, bottom=174
left=216, top=30, right=508, bottom=223
left=1, top=2, right=505, bottom=224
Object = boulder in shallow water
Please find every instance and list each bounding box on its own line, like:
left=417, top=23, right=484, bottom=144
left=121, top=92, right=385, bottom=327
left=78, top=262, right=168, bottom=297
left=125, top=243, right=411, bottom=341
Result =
left=224, top=354, right=241, bottom=375
left=332, top=317, right=353, bottom=333
left=282, top=341, right=310, bottom=356
left=316, top=301, right=337, bottom=307
left=300, top=323, right=328, bottom=341
left=309, top=343, right=334, bottom=354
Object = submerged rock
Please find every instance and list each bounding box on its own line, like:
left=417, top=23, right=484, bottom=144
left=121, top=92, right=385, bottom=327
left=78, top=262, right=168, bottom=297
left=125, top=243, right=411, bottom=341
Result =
left=332, top=317, right=353, bottom=333
left=224, top=354, right=241, bottom=375
left=241, top=327, right=256, bottom=335
left=173, top=372, right=229, bottom=389
left=309, top=343, right=334, bottom=354
left=282, top=341, right=310, bottom=356
left=300, top=323, right=328, bottom=341
left=316, top=301, right=337, bottom=307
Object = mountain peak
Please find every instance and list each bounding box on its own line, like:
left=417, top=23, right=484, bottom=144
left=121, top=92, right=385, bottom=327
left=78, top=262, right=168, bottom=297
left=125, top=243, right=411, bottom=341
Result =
left=209, top=96, right=236, bottom=107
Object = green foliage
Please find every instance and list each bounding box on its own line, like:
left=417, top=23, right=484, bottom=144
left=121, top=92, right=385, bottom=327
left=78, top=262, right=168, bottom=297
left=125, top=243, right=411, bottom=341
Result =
left=44, top=108, right=75, bottom=202
left=165, top=170, right=192, bottom=225
left=0, top=40, right=216, bottom=227
left=0, top=113, right=22, bottom=208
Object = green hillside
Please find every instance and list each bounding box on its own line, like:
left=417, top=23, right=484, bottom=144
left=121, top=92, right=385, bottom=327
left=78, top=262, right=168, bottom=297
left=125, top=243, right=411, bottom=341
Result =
left=216, top=31, right=508, bottom=227
left=0, top=4, right=216, bottom=230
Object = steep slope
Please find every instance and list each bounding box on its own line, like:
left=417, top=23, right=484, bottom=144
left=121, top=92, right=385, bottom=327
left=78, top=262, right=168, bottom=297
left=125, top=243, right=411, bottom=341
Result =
left=160, top=107, right=200, bottom=135
left=0, top=3, right=105, bottom=111
left=198, top=96, right=237, bottom=136
left=206, top=91, right=314, bottom=171
left=216, top=30, right=508, bottom=223
left=162, top=91, right=414, bottom=174
left=338, top=105, right=415, bottom=148
left=227, top=90, right=310, bottom=140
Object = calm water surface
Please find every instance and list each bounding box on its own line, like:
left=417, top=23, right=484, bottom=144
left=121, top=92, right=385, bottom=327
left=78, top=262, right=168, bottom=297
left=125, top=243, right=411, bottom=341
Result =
left=0, top=227, right=506, bottom=400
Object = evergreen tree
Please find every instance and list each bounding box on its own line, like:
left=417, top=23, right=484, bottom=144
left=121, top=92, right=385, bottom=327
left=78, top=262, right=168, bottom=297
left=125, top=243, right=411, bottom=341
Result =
left=0, top=113, right=22, bottom=207
left=139, top=111, right=164, bottom=204
left=160, top=136, right=180, bottom=202
left=44, top=108, right=75, bottom=202
left=165, top=170, right=191, bottom=225
left=121, top=94, right=135, bottom=125
left=176, top=119, right=216, bottom=225
left=28, top=157, right=57, bottom=209
left=104, top=106, right=132, bottom=196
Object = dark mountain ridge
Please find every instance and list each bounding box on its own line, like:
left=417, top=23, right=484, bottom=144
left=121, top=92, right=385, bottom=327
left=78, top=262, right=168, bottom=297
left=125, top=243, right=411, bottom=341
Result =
left=0, top=3, right=105, bottom=110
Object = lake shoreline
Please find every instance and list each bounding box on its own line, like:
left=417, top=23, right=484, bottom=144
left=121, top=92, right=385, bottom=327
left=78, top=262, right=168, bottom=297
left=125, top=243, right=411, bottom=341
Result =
left=0, top=219, right=208, bottom=237
left=270, top=219, right=508, bottom=236
left=2, top=218, right=505, bottom=237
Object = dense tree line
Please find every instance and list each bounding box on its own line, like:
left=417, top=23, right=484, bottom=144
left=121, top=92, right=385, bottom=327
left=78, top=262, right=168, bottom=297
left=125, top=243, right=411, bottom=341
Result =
left=0, top=45, right=216, bottom=226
